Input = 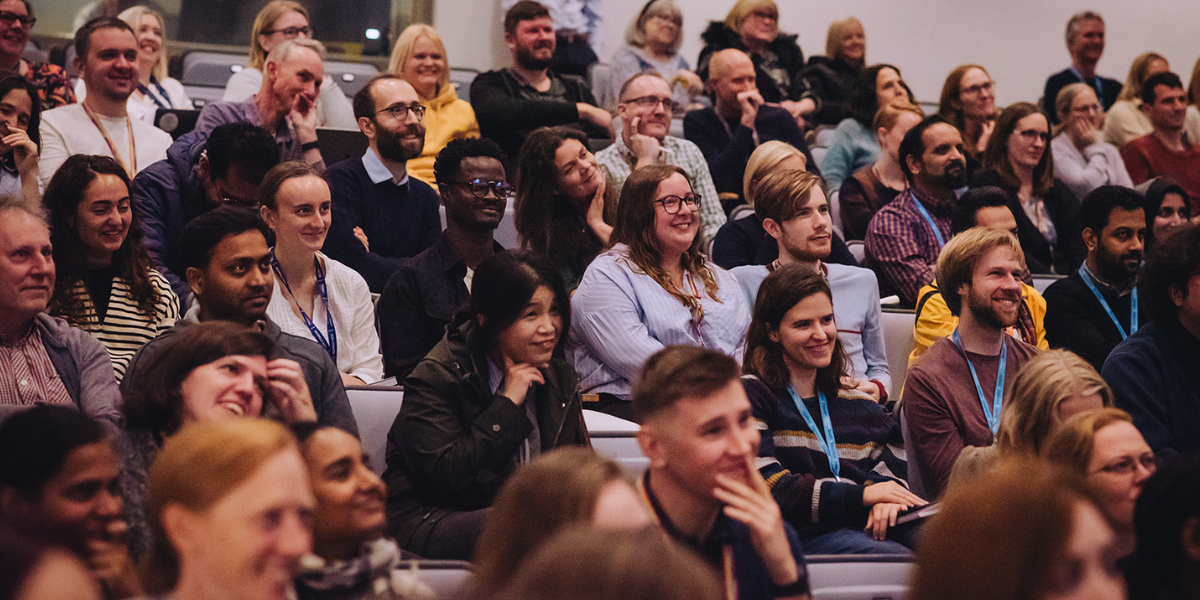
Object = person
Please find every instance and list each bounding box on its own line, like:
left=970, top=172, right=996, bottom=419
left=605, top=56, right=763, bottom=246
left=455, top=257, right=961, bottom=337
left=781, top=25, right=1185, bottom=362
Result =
left=1042, top=12, right=1122, bottom=126
left=742, top=265, right=922, bottom=553
left=908, top=460, right=1127, bottom=600
left=1043, top=185, right=1146, bottom=372
left=221, top=0, right=355, bottom=130
left=513, top=126, right=616, bottom=291
left=1187, top=57, right=1200, bottom=145
left=0, top=73, right=41, bottom=206
left=839, top=101, right=923, bottom=241
left=131, top=122, right=280, bottom=302
left=902, top=227, right=1041, bottom=499
left=1104, top=52, right=1200, bottom=147
left=0, top=526, right=101, bottom=600
left=197, top=38, right=329, bottom=168
left=383, top=251, right=588, bottom=560
left=971, top=102, right=1082, bottom=275
left=1136, top=176, right=1190, bottom=251
left=0, top=198, right=121, bottom=432
left=937, top=64, right=997, bottom=166
left=820, top=64, right=916, bottom=191
left=908, top=186, right=1048, bottom=367
left=946, top=349, right=1111, bottom=489
left=596, top=72, right=725, bottom=244
left=799, top=17, right=867, bottom=129
left=730, top=169, right=890, bottom=401
left=697, top=0, right=818, bottom=126
left=321, top=74, right=441, bottom=293
left=1045, top=407, right=1155, bottom=558
left=260, top=162, right=383, bottom=386
left=865, top=115, right=966, bottom=307
left=387, top=24, right=479, bottom=187
left=0, top=0, right=75, bottom=110
left=1127, top=453, right=1200, bottom=600
left=290, top=423, right=432, bottom=600
left=44, top=155, right=178, bottom=381
left=139, top=419, right=316, bottom=600
left=39, top=17, right=172, bottom=187
left=1102, top=222, right=1200, bottom=456
left=470, top=1, right=611, bottom=167
left=633, top=346, right=811, bottom=600
left=609, top=0, right=703, bottom=113
left=0, top=407, right=140, bottom=599
left=570, top=165, right=750, bottom=420
left=378, top=138, right=509, bottom=379
left=1052, top=84, right=1133, bottom=201
left=471, top=447, right=650, bottom=595
left=683, top=48, right=811, bottom=201
left=1120, top=72, right=1200, bottom=205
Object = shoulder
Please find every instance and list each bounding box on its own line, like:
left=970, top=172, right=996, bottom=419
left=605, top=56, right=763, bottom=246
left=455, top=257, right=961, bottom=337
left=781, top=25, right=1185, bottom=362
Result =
left=322, top=255, right=372, bottom=291
left=407, top=177, right=439, bottom=199
left=1006, top=335, right=1040, bottom=361
left=826, top=263, right=877, bottom=287
left=147, top=269, right=177, bottom=295
left=1106, top=322, right=1162, bottom=362
left=40, top=103, right=84, bottom=127
left=700, top=21, right=735, bottom=46
left=909, top=337, right=961, bottom=374
left=1045, top=69, right=1075, bottom=85
left=273, top=328, right=336, bottom=367
left=34, top=313, right=105, bottom=354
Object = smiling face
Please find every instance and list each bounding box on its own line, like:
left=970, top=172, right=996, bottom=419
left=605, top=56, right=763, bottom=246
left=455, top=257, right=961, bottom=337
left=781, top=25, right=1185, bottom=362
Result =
left=1145, top=84, right=1188, bottom=133
left=268, top=46, right=322, bottom=116
left=302, top=428, right=387, bottom=555
left=1085, top=421, right=1154, bottom=532
left=262, top=176, right=331, bottom=254
left=0, top=0, right=31, bottom=61
left=440, top=156, right=507, bottom=231
left=1068, top=18, right=1106, bottom=65
left=73, top=173, right=131, bottom=267
left=179, top=354, right=268, bottom=423
left=651, top=172, right=699, bottom=259
left=8, top=441, right=123, bottom=556
left=80, top=26, right=140, bottom=102
left=366, top=78, right=426, bottom=163
left=553, top=138, right=601, bottom=202
left=959, top=245, right=1024, bottom=330
left=738, top=7, right=779, bottom=48
left=771, top=292, right=837, bottom=375
left=911, top=122, right=967, bottom=190
left=259, top=10, right=310, bottom=56
left=0, top=209, right=54, bottom=324
left=765, top=185, right=832, bottom=263
left=1006, top=112, right=1049, bottom=172
left=134, top=12, right=164, bottom=72
left=493, top=285, right=562, bottom=367
left=1153, top=192, right=1189, bottom=238
left=188, top=230, right=274, bottom=324
left=401, top=35, right=445, bottom=99
left=507, top=16, right=555, bottom=71
left=838, top=21, right=865, bottom=64
left=0, top=86, right=30, bottom=153
left=617, top=75, right=673, bottom=144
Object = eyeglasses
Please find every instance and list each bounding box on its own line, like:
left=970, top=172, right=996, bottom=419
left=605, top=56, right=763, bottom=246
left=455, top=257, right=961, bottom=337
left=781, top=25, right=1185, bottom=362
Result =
left=262, top=25, right=312, bottom=38
left=655, top=194, right=700, bottom=214
left=1015, top=128, right=1050, bottom=143
left=376, top=103, right=426, bottom=121
left=0, top=11, right=35, bottom=28
left=1094, top=453, right=1157, bottom=477
left=450, top=179, right=512, bottom=198
left=960, top=80, right=994, bottom=97
left=623, top=95, right=678, bottom=113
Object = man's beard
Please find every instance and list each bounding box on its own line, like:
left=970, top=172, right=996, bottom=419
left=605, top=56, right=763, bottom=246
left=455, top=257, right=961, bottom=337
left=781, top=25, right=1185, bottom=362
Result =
left=515, top=44, right=554, bottom=71
left=376, top=125, right=424, bottom=163
left=1096, top=247, right=1142, bottom=284
left=967, top=285, right=1021, bottom=330
left=939, top=160, right=968, bottom=189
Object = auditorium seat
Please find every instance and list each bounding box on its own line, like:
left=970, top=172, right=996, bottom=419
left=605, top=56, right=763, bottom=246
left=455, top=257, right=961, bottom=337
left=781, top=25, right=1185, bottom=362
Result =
left=1031, top=274, right=1063, bottom=294
left=880, top=309, right=916, bottom=396
left=449, top=67, right=479, bottom=103
left=397, top=560, right=472, bottom=599
left=584, top=409, right=647, bottom=478
left=346, top=386, right=405, bottom=476
left=807, top=554, right=913, bottom=600
left=324, top=60, right=380, bottom=97
left=898, top=406, right=927, bottom=499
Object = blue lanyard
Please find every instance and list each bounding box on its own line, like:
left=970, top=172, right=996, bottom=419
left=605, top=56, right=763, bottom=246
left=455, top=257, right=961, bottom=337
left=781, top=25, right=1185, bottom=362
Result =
left=1078, top=265, right=1137, bottom=340
left=911, top=196, right=945, bottom=248
left=1069, top=67, right=1103, bottom=101
left=270, top=250, right=337, bottom=362
left=137, top=76, right=172, bottom=110
left=786, top=385, right=840, bottom=481
left=951, top=329, right=1006, bottom=437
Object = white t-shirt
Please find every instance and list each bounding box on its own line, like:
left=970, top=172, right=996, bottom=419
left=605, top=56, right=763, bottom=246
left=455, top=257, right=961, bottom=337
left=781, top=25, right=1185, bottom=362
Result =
left=39, top=103, right=173, bottom=188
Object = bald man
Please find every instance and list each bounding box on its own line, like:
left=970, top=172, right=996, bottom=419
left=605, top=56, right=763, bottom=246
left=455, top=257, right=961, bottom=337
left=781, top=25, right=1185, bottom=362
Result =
left=684, top=48, right=815, bottom=201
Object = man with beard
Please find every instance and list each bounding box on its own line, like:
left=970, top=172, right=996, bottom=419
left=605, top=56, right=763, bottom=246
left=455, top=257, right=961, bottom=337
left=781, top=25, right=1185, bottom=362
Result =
left=194, top=39, right=327, bottom=168
left=1042, top=12, right=1122, bottom=125
left=1044, top=186, right=1147, bottom=372
left=865, top=115, right=968, bottom=307
left=470, top=1, right=612, bottom=167
left=322, top=75, right=441, bottom=292
left=39, top=17, right=172, bottom=186
left=902, top=227, right=1040, bottom=499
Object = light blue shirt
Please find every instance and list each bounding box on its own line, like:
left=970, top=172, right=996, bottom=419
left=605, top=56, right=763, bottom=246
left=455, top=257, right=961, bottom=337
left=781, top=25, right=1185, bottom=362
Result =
left=362, top=147, right=409, bottom=186
left=570, top=244, right=751, bottom=400
left=819, top=118, right=880, bottom=191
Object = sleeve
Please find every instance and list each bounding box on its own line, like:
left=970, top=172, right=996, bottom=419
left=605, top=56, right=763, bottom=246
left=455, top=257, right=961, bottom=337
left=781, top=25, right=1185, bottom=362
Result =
left=901, top=366, right=965, bottom=499
left=470, top=71, right=583, bottom=136
left=69, top=328, right=124, bottom=435
left=194, top=103, right=230, bottom=137
left=1027, top=285, right=1049, bottom=351
left=317, top=76, right=358, bottom=129
left=130, top=166, right=188, bottom=300
left=1054, top=140, right=1122, bottom=193
left=151, top=272, right=180, bottom=335
left=838, top=174, right=872, bottom=241
left=1042, top=280, right=1113, bottom=371
left=570, top=263, right=669, bottom=383
left=37, top=116, right=68, bottom=189
left=682, top=143, right=727, bottom=244
left=858, top=274, right=891, bottom=393
left=308, top=348, right=359, bottom=437
left=322, top=166, right=402, bottom=292
left=683, top=109, right=756, bottom=197
left=1119, top=142, right=1152, bottom=185
left=376, top=265, right=436, bottom=380
left=711, top=220, right=756, bottom=270
left=817, top=124, right=858, bottom=191
left=1103, top=102, right=1145, bottom=147
left=339, top=268, right=385, bottom=384
left=1043, top=77, right=1063, bottom=126
left=865, top=210, right=935, bottom=306
left=417, top=186, right=442, bottom=250
left=1103, top=343, right=1173, bottom=452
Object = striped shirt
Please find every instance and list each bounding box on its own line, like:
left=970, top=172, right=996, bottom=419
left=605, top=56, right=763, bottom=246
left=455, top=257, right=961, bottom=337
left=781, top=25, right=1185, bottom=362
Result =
left=864, top=187, right=954, bottom=307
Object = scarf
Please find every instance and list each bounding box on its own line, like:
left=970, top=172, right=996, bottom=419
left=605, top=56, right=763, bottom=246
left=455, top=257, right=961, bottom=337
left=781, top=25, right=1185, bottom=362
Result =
left=294, top=538, right=434, bottom=600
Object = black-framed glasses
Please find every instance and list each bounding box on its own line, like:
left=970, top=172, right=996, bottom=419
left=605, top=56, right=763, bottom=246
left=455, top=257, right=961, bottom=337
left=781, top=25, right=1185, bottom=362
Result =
left=623, top=95, right=678, bottom=113
left=655, top=194, right=700, bottom=214
left=1016, top=128, right=1049, bottom=143
left=220, top=195, right=259, bottom=208
left=262, top=25, right=312, bottom=38
left=450, top=179, right=512, bottom=199
left=0, top=11, right=35, bottom=28
left=376, top=103, right=425, bottom=121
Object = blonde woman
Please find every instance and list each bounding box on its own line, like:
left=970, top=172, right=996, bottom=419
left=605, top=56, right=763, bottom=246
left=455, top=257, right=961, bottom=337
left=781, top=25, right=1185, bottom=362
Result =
left=802, top=17, right=867, bottom=127
left=388, top=24, right=479, bottom=186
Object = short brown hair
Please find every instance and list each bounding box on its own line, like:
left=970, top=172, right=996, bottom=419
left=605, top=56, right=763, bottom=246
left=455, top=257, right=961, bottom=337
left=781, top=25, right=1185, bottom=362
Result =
left=753, top=169, right=824, bottom=225
left=504, top=1, right=550, bottom=35
left=1043, top=407, right=1134, bottom=475
left=935, top=226, right=1025, bottom=316
left=632, top=346, right=740, bottom=423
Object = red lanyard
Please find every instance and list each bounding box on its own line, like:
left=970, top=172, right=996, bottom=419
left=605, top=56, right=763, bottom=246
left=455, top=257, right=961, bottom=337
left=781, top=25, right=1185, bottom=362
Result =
left=685, top=270, right=705, bottom=346
left=81, top=103, right=136, bottom=178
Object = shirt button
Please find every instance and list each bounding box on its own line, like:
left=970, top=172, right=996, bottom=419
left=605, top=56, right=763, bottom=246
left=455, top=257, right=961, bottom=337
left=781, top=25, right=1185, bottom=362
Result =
left=18, top=379, right=27, bottom=386
left=492, top=424, right=501, bottom=432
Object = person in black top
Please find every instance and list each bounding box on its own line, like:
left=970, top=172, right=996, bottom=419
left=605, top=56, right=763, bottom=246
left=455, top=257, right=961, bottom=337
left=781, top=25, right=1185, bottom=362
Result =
left=1042, top=12, right=1122, bottom=125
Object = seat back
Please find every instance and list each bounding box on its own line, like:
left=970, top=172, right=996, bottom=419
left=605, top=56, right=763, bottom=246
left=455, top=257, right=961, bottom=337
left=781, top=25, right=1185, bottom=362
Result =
left=590, top=61, right=615, bottom=109
left=324, top=60, right=379, bottom=97
left=1031, top=274, right=1064, bottom=293
left=828, top=189, right=843, bottom=233
left=880, top=309, right=916, bottom=395
left=807, top=555, right=913, bottom=600
left=449, top=67, right=479, bottom=103
left=181, top=51, right=249, bottom=87
left=584, top=409, right=647, bottom=478
left=346, top=387, right=404, bottom=476
left=846, top=240, right=866, bottom=264
left=397, top=560, right=472, bottom=599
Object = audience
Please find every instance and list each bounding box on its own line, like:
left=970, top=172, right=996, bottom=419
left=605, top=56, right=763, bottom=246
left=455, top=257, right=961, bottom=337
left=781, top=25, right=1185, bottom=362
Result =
left=731, top=169, right=890, bottom=401
left=0, top=526, right=101, bottom=600
left=0, top=198, right=121, bottom=432
left=839, top=101, right=923, bottom=241
left=0, top=0, right=75, bottom=110
left=1104, top=52, right=1193, bottom=147
left=903, top=227, right=1040, bottom=498
left=800, top=17, right=867, bottom=128
left=1188, top=57, right=1200, bottom=144
left=0, top=73, right=41, bottom=206
left=40, top=17, right=172, bottom=187
left=470, top=1, right=611, bottom=167
left=633, top=346, right=811, bottom=600
left=1103, top=222, right=1200, bottom=456
left=571, top=165, right=750, bottom=420
left=260, top=162, right=383, bottom=386
left=1043, top=186, right=1146, bottom=371
left=609, top=0, right=702, bottom=113
left=379, top=138, right=508, bottom=379
left=221, top=0, right=356, bottom=129
left=742, top=265, right=920, bottom=553
left=1042, top=12, right=1122, bottom=125
left=865, top=115, right=965, bottom=307
left=383, top=251, right=587, bottom=560
left=1120, top=71, right=1200, bottom=204
left=513, top=126, right=616, bottom=291
left=44, top=155, right=178, bottom=381
left=1127, top=453, right=1200, bottom=600
left=322, top=74, right=440, bottom=293
left=1051, top=83, right=1133, bottom=200
left=1136, top=177, right=1190, bottom=251
left=388, top=24, right=480, bottom=187
left=937, top=64, right=997, bottom=165
left=820, top=64, right=915, bottom=191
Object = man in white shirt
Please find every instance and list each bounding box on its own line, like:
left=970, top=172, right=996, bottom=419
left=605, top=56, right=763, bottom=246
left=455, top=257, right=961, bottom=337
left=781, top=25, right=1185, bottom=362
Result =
left=39, top=17, right=172, bottom=187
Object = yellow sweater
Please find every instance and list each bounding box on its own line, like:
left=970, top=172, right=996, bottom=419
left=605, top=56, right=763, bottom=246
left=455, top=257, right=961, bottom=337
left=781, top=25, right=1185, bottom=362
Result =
left=407, top=84, right=480, bottom=186
left=907, top=281, right=1048, bottom=368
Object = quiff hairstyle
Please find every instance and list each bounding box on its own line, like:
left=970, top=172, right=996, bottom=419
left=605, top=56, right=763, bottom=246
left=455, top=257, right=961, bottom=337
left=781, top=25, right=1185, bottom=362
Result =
left=632, top=346, right=740, bottom=423
left=753, top=169, right=824, bottom=225
left=935, top=226, right=1026, bottom=316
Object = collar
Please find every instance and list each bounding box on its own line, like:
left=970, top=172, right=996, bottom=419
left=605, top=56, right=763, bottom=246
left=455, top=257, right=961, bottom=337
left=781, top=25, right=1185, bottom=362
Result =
left=361, top=148, right=408, bottom=186
left=0, top=318, right=36, bottom=347
left=432, top=231, right=503, bottom=275
left=908, top=185, right=955, bottom=213
left=613, top=134, right=676, bottom=165
left=184, top=304, right=270, bottom=332
left=1081, top=262, right=1136, bottom=297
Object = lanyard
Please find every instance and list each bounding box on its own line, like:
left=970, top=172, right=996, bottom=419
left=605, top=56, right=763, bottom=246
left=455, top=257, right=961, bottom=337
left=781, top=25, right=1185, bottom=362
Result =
left=684, top=270, right=705, bottom=347
left=785, top=385, right=840, bottom=481
left=137, top=76, right=172, bottom=110
left=1078, top=265, right=1137, bottom=340
left=1069, top=67, right=1103, bottom=101
left=270, top=250, right=337, bottom=362
left=952, top=329, right=1006, bottom=437
left=911, top=196, right=945, bottom=248
left=81, top=103, right=136, bottom=178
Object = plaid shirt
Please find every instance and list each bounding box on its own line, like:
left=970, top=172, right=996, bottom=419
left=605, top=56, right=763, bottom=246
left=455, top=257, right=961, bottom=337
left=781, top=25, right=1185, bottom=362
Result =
left=864, top=187, right=954, bottom=307
left=0, top=324, right=73, bottom=407
left=596, top=135, right=726, bottom=244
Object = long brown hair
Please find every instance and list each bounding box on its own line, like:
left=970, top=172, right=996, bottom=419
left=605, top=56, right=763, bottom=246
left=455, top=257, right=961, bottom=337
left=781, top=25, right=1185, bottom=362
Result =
left=982, top=102, right=1056, bottom=197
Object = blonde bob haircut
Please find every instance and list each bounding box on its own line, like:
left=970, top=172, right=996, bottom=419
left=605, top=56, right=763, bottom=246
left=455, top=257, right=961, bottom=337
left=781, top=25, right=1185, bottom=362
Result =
left=996, top=349, right=1114, bottom=457
left=742, top=140, right=806, bottom=206
left=935, top=226, right=1026, bottom=316
left=249, top=0, right=310, bottom=71
left=1043, top=407, right=1135, bottom=475
left=118, top=6, right=168, bottom=81
left=1117, top=52, right=1168, bottom=103
left=625, top=0, right=684, bottom=55
left=724, top=0, right=778, bottom=33
left=825, top=17, right=863, bottom=63
left=387, top=24, right=451, bottom=100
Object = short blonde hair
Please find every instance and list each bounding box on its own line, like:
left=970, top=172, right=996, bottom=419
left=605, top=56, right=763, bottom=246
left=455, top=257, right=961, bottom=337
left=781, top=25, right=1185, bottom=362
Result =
left=743, top=140, right=806, bottom=205
left=1118, top=52, right=1167, bottom=103
left=824, top=17, right=863, bottom=63
left=249, top=0, right=309, bottom=71
left=1043, top=407, right=1134, bottom=475
left=724, top=0, right=777, bottom=33
left=935, top=226, right=1026, bottom=316
left=997, top=350, right=1113, bottom=457
left=118, top=6, right=167, bottom=81
left=387, top=24, right=451, bottom=100
left=625, top=0, right=683, bottom=55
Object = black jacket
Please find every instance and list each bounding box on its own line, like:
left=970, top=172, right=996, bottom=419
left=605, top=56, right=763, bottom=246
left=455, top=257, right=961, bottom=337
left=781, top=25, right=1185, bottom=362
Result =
left=969, top=169, right=1083, bottom=274
left=697, top=22, right=810, bottom=105
left=683, top=104, right=815, bottom=197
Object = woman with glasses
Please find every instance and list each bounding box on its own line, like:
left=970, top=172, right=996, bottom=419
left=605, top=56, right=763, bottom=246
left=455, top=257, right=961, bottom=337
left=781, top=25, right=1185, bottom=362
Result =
left=609, top=0, right=702, bottom=112
left=570, top=165, right=750, bottom=420
left=938, top=64, right=998, bottom=166
left=222, top=0, right=356, bottom=129
left=1051, top=83, right=1132, bottom=201
left=971, top=102, right=1081, bottom=274
left=0, top=0, right=74, bottom=110
left=259, top=161, right=383, bottom=386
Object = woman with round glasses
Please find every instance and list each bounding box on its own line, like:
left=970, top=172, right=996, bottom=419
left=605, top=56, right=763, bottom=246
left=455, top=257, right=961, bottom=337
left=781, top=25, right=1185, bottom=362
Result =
left=570, top=165, right=750, bottom=420
left=1051, top=83, right=1132, bottom=201
left=0, top=0, right=74, bottom=110
left=222, top=0, right=356, bottom=129
left=938, top=64, right=998, bottom=166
